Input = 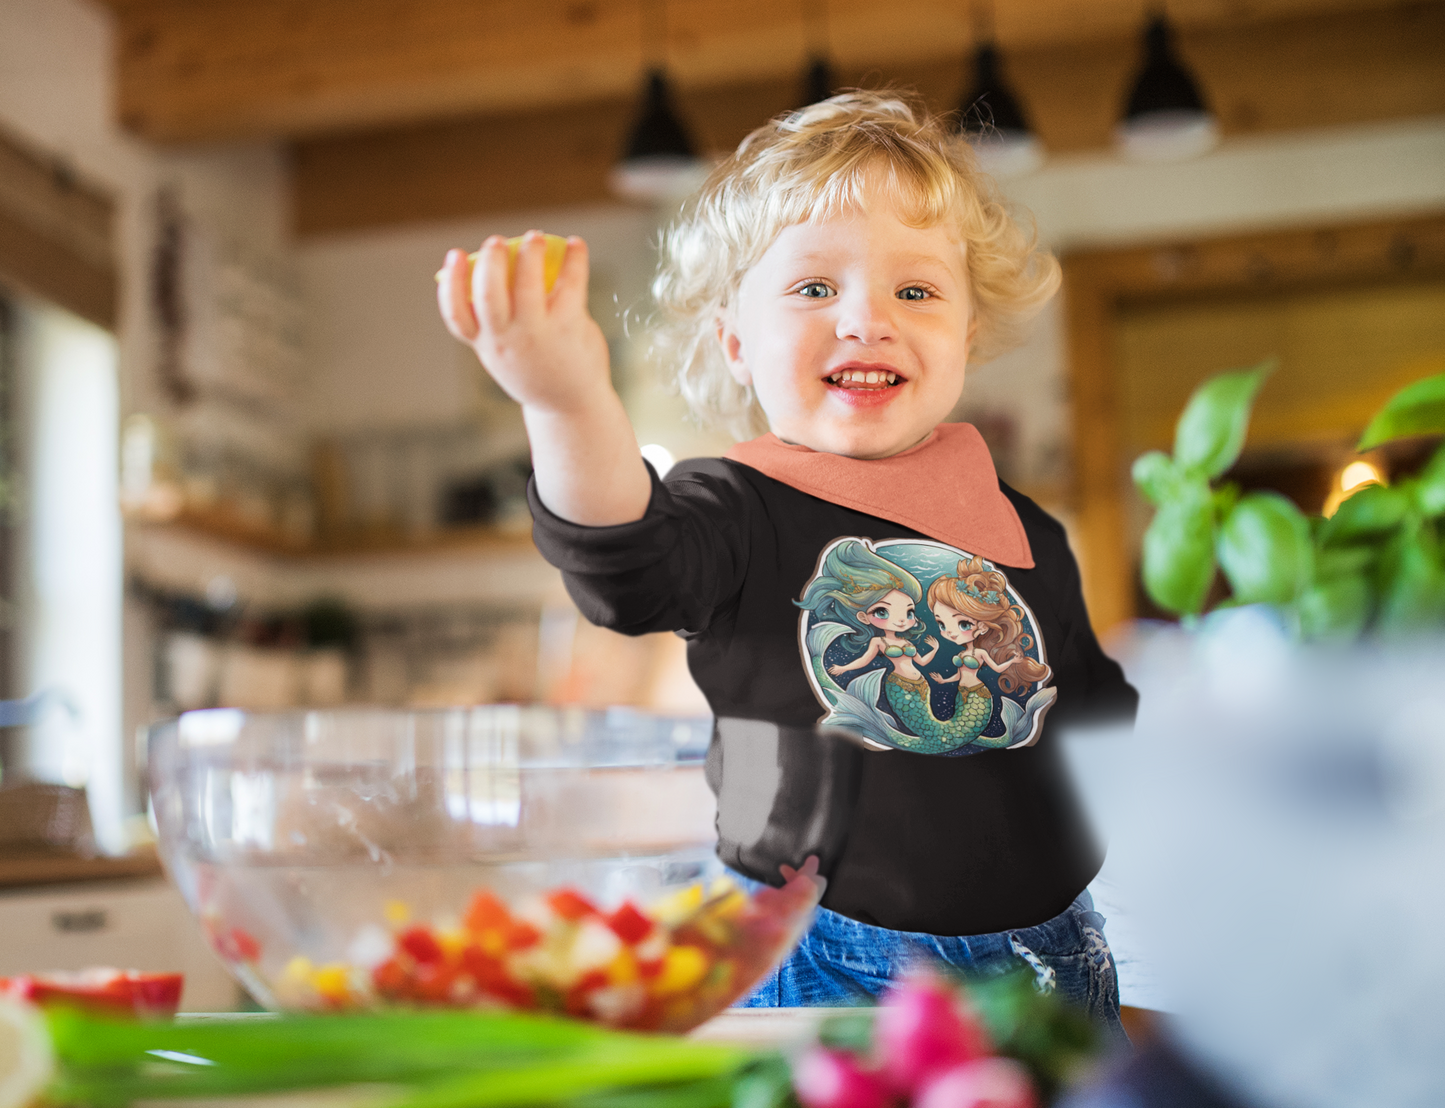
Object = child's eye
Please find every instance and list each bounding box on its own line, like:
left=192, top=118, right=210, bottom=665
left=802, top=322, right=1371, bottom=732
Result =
left=797, top=282, right=835, bottom=299
left=897, top=286, right=930, bottom=301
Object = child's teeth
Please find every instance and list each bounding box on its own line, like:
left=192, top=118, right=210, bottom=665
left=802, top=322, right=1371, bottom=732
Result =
left=826, top=369, right=899, bottom=386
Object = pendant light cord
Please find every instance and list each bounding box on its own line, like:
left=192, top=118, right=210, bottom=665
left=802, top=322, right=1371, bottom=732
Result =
left=641, top=0, right=667, bottom=70
left=804, top=0, right=830, bottom=60
left=968, top=0, right=994, bottom=48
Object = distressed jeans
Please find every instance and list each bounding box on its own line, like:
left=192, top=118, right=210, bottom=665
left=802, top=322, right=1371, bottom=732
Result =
left=735, top=880, right=1127, bottom=1047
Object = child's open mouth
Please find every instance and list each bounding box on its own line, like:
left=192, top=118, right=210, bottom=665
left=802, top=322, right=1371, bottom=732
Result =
left=825, top=367, right=902, bottom=390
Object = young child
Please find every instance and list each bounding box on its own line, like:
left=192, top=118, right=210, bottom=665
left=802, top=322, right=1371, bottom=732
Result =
left=437, top=92, right=1136, bottom=1032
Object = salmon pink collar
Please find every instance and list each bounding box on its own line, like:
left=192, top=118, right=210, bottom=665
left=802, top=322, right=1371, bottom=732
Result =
left=724, top=423, right=1034, bottom=568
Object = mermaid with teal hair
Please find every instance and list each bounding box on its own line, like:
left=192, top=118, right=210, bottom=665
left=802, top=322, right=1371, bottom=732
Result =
left=798, top=539, right=1057, bottom=754
left=801, top=539, right=938, bottom=676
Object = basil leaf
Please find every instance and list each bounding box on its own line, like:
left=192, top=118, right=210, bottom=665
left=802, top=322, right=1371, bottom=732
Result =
left=1319, top=483, right=1410, bottom=545
left=1376, top=533, right=1445, bottom=633
left=1315, top=545, right=1375, bottom=581
left=1141, top=483, right=1216, bottom=616
left=1414, top=443, right=1445, bottom=518
left=1131, top=450, right=1179, bottom=508
left=1296, top=575, right=1371, bottom=641
left=1173, top=362, right=1273, bottom=478
left=1357, top=372, right=1445, bottom=451
left=1216, top=491, right=1313, bottom=606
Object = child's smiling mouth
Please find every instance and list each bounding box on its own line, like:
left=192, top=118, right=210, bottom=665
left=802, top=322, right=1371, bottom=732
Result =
left=825, top=365, right=903, bottom=390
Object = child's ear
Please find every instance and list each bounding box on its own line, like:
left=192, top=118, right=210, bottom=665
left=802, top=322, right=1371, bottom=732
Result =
left=715, top=312, right=752, bottom=388
left=856, top=611, right=871, bottom=624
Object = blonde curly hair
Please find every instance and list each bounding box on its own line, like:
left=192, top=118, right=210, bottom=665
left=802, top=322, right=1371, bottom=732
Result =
left=651, top=90, right=1060, bottom=440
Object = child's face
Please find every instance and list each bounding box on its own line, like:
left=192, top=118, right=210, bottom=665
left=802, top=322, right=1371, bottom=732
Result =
left=931, top=601, right=978, bottom=645
left=717, top=188, right=975, bottom=459
left=858, top=589, right=918, bottom=633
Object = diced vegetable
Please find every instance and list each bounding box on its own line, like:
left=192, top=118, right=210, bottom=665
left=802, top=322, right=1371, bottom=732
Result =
left=0, top=971, right=183, bottom=1019
left=230, top=869, right=819, bottom=1033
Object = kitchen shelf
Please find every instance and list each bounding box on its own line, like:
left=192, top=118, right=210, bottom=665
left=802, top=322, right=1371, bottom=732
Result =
left=130, top=506, right=538, bottom=561
left=0, top=847, right=163, bottom=890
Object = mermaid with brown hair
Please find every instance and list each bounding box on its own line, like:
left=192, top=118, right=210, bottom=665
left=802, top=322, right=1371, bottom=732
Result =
left=919, top=555, right=1054, bottom=746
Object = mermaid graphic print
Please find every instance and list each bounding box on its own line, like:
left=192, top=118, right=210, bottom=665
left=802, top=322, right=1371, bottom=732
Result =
left=796, top=537, right=1057, bottom=754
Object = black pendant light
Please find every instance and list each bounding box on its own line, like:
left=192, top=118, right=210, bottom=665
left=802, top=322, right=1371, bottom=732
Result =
left=1115, top=13, right=1219, bottom=162
left=955, top=1, right=1041, bottom=178
left=798, top=0, right=835, bottom=107
left=802, top=55, right=835, bottom=107
left=957, top=40, right=1043, bottom=178
left=610, top=3, right=707, bottom=202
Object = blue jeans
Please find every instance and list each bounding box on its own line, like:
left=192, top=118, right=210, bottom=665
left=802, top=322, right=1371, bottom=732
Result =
left=736, top=881, right=1126, bottom=1047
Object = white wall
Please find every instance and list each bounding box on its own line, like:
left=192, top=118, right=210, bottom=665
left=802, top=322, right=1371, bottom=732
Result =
left=297, top=203, right=740, bottom=461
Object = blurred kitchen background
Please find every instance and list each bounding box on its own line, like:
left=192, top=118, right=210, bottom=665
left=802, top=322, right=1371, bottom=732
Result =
left=0, top=0, right=1440, bottom=912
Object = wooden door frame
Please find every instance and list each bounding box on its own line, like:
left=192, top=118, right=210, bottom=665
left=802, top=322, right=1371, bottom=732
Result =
left=1061, top=210, right=1445, bottom=633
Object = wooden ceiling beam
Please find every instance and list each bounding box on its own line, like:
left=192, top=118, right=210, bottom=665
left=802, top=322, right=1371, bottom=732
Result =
left=97, top=0, right=1425, bottom=145
left=293, top=4, right=1445, bottom=236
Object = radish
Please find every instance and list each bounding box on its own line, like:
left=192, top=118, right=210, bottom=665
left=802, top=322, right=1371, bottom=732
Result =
left=913, top=1058, right=1037, bottom=1108
left=875, top=972, right=989, bottom=1093
left=792, top=1046, right=889, bottom=1108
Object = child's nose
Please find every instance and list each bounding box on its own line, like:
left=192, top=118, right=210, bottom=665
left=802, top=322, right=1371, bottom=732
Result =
left=835, top=288, right=895, bottom=344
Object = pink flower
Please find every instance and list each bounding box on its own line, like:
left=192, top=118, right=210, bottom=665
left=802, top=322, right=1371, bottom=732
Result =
left=876, top=972, right=990, bottom=1093
left=914, top=1058, right=1037, bottom=1108
left=793, top=1047, right=890, bottom=1108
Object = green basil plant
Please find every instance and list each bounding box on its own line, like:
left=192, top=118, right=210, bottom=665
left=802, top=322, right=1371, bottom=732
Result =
left=1133, top=364, right=1445, bottom=638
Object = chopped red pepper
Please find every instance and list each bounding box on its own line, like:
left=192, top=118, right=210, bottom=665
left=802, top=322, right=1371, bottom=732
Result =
left=372, top=957, right=410, bottom=995
left=227, top=927, right=262, bottom=962
left=605, top=901, right=654, bottom=944
left=504, top=920, right=541, bottom=950
left=463, top=890, right=512, bottom=933
left=412, top=961, right=459, bottom=1003
left=546, top=888, right=598, bottom=921
left=398, top=926, right=445, bottom=965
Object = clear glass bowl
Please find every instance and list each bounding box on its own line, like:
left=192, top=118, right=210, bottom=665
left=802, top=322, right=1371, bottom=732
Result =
left=148, top=706, right=820, bottom=1031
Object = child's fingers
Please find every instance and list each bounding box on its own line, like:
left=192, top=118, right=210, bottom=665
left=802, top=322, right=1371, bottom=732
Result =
left=511, top=230, right=546, bottom=317
left=437, top=249, right=479, bottom=343
left=551, top=235, right=590, bottom=312
left=474, top=235, right=513, bottom=333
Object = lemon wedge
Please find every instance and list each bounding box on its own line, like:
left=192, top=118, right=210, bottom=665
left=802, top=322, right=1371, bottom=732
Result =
left=0, top=996, right=53, bottom=1108
left=437, top=233, right=568, bottom=293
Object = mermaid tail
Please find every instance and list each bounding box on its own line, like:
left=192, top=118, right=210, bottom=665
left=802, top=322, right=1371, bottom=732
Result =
left=807, top=620, right=1054, bottom=754
left=882, top=675, right=1012, bottom=754
left=998, top=685, right=1057, bottom=748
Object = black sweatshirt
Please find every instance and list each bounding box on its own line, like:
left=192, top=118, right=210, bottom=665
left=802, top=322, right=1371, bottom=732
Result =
left=529, top=457, right=1137, bottom=937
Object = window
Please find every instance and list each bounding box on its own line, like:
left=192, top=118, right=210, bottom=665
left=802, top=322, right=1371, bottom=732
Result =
left=3, top=294, right=123, bottom=851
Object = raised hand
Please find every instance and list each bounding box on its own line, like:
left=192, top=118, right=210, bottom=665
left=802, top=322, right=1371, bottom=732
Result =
left=435, top=231, right=650, bottom=527
left=437, top=231, right=610, bottom=417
